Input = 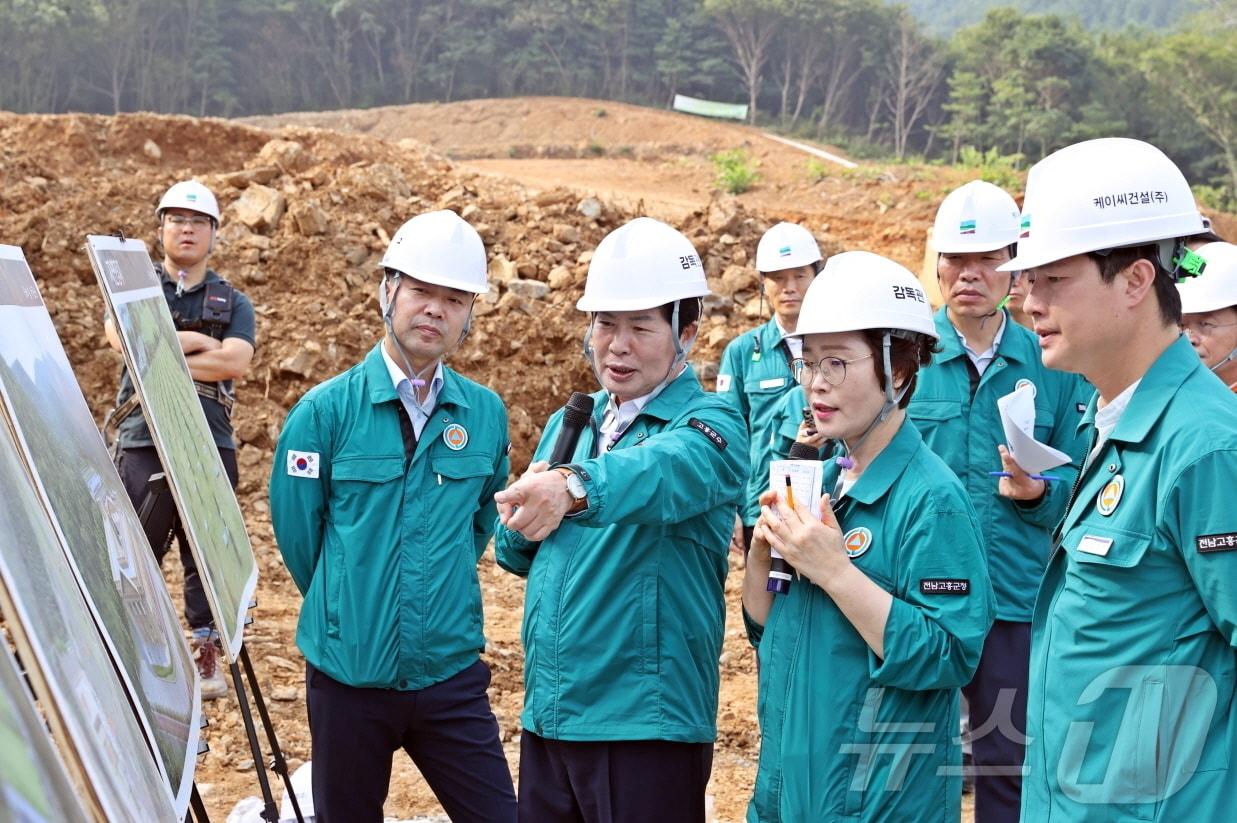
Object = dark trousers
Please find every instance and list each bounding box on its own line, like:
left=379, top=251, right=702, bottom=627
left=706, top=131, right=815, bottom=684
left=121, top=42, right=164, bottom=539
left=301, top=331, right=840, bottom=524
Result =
left=117, top=445, right=238, bottom=630
left=963, top=619, right=1030, bottom=823
left=518, top=731, right=713, bottom=823
left=306, top=659, right=515, bottom=823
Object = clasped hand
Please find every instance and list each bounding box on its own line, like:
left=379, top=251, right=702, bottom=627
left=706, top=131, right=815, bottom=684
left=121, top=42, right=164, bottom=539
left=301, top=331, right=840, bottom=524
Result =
left=752, top=487, right=849, bottom=592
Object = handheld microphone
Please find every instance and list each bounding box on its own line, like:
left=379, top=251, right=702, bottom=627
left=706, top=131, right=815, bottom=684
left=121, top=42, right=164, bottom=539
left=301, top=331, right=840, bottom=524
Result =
left=787, top=441, right=820, bottom=461
left=768, top=441, right=822, bottom=595
left=548, top=392, right=595, bottom=466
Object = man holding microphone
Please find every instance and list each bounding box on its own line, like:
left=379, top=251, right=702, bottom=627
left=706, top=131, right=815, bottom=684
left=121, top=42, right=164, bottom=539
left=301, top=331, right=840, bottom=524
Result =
left=495, top=217, right=747, bottom=822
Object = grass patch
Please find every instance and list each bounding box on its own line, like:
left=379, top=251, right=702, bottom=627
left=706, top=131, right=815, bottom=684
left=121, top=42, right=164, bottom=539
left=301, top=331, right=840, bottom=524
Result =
left=712, top=148, right=759, bottom=194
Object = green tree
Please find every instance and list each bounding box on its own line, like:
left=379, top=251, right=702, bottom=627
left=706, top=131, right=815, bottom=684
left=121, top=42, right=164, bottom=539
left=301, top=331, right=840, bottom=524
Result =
left=940, top=68, right=985, bottom=162
left=1142, top=7, right=1237, bottom=193
left=704, top=0, right=785, bottom=124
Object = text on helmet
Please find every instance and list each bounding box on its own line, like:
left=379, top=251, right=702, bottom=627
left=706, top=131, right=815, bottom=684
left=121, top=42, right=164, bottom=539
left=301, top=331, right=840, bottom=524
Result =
left=892, top=285, right=926, bottom=303
left=1094, top=190, right=1169, bottom=210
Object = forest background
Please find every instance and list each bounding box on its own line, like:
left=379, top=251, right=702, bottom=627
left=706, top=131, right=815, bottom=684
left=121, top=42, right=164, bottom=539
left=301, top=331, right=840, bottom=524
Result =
left=1, top=0, right=1234, bottom=208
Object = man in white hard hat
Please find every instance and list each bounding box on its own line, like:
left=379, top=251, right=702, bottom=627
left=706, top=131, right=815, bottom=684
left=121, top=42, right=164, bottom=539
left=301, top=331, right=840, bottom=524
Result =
left=1178, top=241, right=1237, bottom=393
left=494, top=217, right=747, bottom=822
left=909, top=180, right=1090, bottom=823
left=270, top=210, right=516, bottom=822
left=1003, top=138, right=1237, bottom=821
left=105, top=180, right=256, bottom=700
left=717, top=222, right=823, bottom=555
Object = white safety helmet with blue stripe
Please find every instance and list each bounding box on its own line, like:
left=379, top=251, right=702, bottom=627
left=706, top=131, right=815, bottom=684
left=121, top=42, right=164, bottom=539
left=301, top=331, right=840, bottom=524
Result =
left=157, top=180, right=220, bottom=224
left=932, top=180, right=1021, bottom=254
left=756, top=222, right=823, bottom=274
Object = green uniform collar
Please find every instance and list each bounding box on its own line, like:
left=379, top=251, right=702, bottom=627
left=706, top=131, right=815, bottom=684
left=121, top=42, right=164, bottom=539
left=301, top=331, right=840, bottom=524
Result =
left=933, top=306, right=1033, bottom=366
left=840, top=417, right=923, bottom=506
left=362, top=343, right=471, bottom=410
left=590, top=364, right=700, bottom=427
left=1077, top=334, right=1200, bottom=444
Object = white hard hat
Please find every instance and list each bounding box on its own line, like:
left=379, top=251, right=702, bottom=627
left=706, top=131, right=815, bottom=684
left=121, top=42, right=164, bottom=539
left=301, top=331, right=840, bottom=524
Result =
left=931, top=180, right=1020, bottom=254
left=380, top=210, right=489, bottom=294
left=999, top=138, right=1205, bottom=272
left=1178, top=242, right=1237, bottom=314
left=755, top=222, right=823, bottom=273
left=577, top=217, right=709, bottom=312
left=789, top=251, right=938, bottom=340
left=157, top=181, right=220, bottom=223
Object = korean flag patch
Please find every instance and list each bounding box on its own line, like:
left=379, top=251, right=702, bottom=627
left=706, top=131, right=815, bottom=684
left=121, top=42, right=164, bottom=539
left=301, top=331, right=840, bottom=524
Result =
left=287, top=450, right=320, bottom=478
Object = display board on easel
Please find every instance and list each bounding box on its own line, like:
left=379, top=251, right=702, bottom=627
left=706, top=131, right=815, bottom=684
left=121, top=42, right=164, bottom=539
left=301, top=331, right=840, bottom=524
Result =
left=0, top=245, right=199, bottom=817
left=86, top=235, right=258, bottom=661
left=0, top=410, right=177, bottom=820
left=0, top=639, right=91, bottom=823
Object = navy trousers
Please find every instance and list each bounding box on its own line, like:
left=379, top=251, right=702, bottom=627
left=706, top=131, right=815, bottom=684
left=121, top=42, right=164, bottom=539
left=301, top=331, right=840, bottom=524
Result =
left=518, top=731, right=713, bottom=823
left=963, top=619, right=1031, bottom=823
left=117, top=445, right=237, bottom=630
left=306, top=659, right=516, bottom=823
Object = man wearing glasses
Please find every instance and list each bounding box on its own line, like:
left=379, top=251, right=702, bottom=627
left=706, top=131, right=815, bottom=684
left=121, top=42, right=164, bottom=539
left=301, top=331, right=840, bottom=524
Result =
left=1178, top=241, right=1237, bottom=393
left=105, top=180, right=256, bottom=700
left=906, top=181, right=1090, bottom=823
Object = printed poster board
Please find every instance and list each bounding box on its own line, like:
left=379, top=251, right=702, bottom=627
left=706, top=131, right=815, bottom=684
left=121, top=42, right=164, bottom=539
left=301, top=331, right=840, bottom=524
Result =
left=0, top=245, right=199, bottom=816
left=0, top=410, right=177, bottom=820
left=86, top=235, right=258, bottom=660
left=0, top=640, right=91, bottom=823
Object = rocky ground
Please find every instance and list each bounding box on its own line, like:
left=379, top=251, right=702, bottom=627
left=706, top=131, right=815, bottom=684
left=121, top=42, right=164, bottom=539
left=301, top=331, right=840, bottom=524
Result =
left=3, top=97, right=1232, bottom=821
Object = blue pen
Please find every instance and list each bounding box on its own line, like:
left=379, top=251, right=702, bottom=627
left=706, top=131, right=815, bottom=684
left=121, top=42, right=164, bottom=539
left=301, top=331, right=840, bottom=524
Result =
left=988, top=471, right=1061, bottom=482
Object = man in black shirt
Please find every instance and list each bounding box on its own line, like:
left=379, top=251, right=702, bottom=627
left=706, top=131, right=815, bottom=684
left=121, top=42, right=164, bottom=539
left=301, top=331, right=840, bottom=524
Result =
left=105, top=180, right=257, bottom=699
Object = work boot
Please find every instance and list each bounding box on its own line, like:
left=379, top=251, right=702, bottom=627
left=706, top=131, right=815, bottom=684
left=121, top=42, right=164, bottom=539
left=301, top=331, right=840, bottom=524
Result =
left=192, top=630, right=228, bottom=700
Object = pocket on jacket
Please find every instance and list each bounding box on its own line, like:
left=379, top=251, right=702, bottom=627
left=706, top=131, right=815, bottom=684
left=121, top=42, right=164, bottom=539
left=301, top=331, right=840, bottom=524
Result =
left=638, top=575, right=660, bottom=676
left=907, top=399, right=961, bottom=445
left=330, top=455, right=404, bottom=523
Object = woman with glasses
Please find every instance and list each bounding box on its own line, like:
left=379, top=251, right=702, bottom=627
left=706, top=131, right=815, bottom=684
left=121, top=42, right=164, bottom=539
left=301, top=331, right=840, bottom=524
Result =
left=742, top=251, right=995, bottom=822
left=1178, top=241, right=1237, bottom=393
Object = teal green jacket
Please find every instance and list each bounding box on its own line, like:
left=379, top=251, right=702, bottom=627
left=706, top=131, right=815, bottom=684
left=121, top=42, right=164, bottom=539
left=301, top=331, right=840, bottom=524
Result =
left=269, top=344, right=509, bottom=691
left=1023, top=335, right=1237, bottom=822
left=745, top=419, right=995, bottom=822
left=495, top=368, right=748, bottom=743
left=718, top=318, right=800, bottom=525
left=908, top=309, right=1091, bottom=621
left=768, top=385, right=810, bottom=463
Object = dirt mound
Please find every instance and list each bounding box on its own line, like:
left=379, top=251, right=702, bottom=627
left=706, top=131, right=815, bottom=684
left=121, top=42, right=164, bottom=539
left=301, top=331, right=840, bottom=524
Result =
left=244, top=96, right=991, bottom=270
left=242, top=96, right=778, bottom=160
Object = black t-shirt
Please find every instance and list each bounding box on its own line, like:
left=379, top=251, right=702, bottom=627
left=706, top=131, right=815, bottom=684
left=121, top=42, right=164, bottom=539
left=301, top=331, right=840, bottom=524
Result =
left=115, top=265, right=257, bottom=451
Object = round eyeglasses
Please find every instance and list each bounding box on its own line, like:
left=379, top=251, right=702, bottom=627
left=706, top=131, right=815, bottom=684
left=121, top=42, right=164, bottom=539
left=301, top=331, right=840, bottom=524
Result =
left=791, top=353, right=873, bottom=387
left=164, top=214, right=213, bottom=228
left=1182, top=318, right=1237, bottom=337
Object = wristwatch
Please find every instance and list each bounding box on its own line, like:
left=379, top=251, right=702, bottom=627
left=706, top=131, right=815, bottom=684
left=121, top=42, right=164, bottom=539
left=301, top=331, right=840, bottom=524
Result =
left=555, top=466, right=588, bottom=514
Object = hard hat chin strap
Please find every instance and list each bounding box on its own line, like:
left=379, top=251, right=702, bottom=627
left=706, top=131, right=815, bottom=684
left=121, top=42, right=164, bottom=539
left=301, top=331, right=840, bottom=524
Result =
left=839, top=331, right=909, bottom=467
left=937, top=254, right=1014, bottom=327
left=582, top=298, right=701, bottom=399
left=380, top=272, right=441, bottom=389
left=1211, top=346, right=1237, bottom=374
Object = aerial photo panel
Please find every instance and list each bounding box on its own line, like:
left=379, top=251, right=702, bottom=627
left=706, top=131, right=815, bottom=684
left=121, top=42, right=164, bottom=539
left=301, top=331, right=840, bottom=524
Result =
left=0, top=245, right=200, bottom=816
left=87, top=235, right=258, bottom=660
left=0, top=413, right=177, bottom=821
